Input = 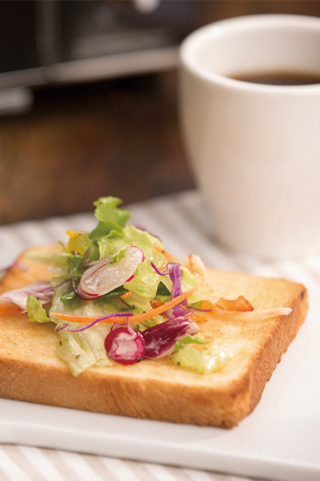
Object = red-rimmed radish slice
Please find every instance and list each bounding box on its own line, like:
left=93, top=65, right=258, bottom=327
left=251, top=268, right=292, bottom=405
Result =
left=105, top=321, right=146, bottom=365
left=78, top=246, right=144, bottom=299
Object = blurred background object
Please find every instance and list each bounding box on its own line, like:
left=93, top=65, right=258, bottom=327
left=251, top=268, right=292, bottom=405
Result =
left=0, top=0, right=194, bottom=91
left=0, top=0, right=320, bottom=224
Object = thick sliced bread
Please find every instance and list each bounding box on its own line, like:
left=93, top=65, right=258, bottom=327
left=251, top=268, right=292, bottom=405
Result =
left=0, top=245, right=308, bottom=428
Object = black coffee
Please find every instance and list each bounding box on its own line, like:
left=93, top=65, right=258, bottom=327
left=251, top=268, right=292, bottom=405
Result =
left=230, top=71, right=320, bottom=86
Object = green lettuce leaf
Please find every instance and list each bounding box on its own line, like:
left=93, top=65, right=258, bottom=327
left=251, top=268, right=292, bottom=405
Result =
left=26, top=295, right=51, bottom=323
left=98, top=225, right=164, bottom=261
left=98, top=234, right=128, bottom=259
left=172, top=343, right=235, bottom=374
left=124, top=291, right=163, bottom=330
left=109, top=248, right=127, bottom=264
left=88, top=196, right=130, bottom=241
left=124, top=261, right=160, bottom=299
left=93, top=196, right=130, bottom=225
left=56, top=324, right=113, bottom=376
left=180, top=266, right=214, bottom=303
left=89, top=220, right=124, bottom=242
left=123, top=225, right=163, bottom=261
left=174, top=335, right=205, bottom=352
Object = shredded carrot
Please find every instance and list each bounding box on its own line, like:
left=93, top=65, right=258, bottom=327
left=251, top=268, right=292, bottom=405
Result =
left=120, top=290, right=134, bottom=299
left=159, top=262, right=168, bottom=271
left=201, top=300, right=213, bottom=311
left=190, top=314, right=208, bottom=323
left=150, top=299, right=163, bottom=309
left=50, top=285, right=200, bottom=325
left=215, top=296, right=253, bottom=312
left=154, top=247, right=180, bottom=264
left=0, top=305, right=24, bottom=315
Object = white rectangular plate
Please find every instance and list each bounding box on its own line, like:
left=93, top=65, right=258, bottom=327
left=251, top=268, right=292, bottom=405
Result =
left=1, top=314, right=319, bottom=481
left=0, top=195, right=319, bottom=481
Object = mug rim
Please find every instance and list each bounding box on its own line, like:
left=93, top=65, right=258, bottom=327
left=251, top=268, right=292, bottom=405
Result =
left=180, top=14, right=320, bottom=93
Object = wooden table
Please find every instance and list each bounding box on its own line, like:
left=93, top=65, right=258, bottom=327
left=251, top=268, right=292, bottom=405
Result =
left=0, top=71, right=194, bottom=225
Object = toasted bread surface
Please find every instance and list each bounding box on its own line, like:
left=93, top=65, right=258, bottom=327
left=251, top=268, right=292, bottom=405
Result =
left=0, top=245, right=308, bottom=427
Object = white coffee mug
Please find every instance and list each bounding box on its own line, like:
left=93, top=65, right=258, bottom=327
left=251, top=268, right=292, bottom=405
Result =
left=180, top=14, right=320, bottom=257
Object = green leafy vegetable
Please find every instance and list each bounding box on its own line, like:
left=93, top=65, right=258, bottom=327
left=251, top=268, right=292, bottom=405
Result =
left=124, top=261, right=160, bottom=299
left=23, top=195, right=211, bottom=376
left=26, top=295, right=51, bottom=323
left=109, top=248, right=127, bottom=265
left=89, top=220, right=124, bottom=242
left=88, top=197, right=130, bottom=241
left=172, top=344, right=234, bottom=374
left=56, top=324, right=113, bottom=376
left=60, top=282, right=76, bottom=302
left=156, top=282, right=171, bottom=297
left=102, top=286, right=129, bottom=298
left=93, top=196, right=131, bottom=226
left=174, top=335, right=205, bottom=352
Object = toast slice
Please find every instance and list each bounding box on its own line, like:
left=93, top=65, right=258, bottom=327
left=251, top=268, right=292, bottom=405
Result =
left=0, top=245, right=308, bottom=428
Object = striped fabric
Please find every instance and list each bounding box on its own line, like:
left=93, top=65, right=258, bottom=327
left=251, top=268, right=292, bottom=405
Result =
left=0, top=444, right=250, bottom=481
left=0, top=190, right=317, bottom=481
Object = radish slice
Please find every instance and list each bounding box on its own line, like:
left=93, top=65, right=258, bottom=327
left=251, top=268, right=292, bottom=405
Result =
left=78, top=246, right=144, bottom=299
left=105, top=321, right=146, bottom=364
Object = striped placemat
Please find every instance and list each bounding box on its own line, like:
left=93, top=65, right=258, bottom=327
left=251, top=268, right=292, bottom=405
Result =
left=0, top=190, right=318, bottom=481
left=0, top=443, right=252, bottom=481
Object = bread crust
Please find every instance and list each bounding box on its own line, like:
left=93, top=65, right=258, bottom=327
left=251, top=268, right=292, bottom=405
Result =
left=0, top=246, right=308, bottom=427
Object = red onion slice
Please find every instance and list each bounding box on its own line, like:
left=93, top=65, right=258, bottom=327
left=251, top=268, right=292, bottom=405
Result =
left=151, top=261, right=185, bottom=304
left=104, top=321, right=146, bottom=365
left=78, top=246, right=144, bottom=300
left=165, top=304, right=187, bottom=319
left=0, top=281, right=55, bottom=310
left=56, top=312, right=134, bottom=332
left=142, top=317, right=200, bottom=360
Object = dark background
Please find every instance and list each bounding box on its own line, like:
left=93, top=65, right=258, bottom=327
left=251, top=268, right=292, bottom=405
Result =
left=1, top=1, right=320, bottom=225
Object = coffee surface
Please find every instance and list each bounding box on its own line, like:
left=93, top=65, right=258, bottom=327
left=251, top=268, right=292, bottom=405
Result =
left=230, top=71, right=320, bottom=86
